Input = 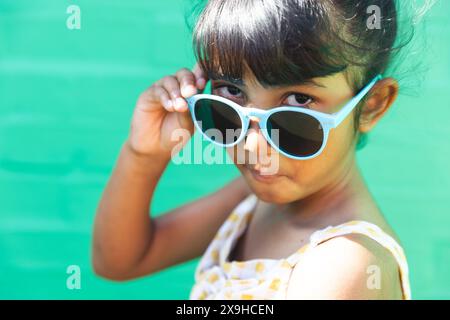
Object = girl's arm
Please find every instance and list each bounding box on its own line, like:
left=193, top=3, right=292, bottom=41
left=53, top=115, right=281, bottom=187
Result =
left=92, top=142, right=251, bottom=281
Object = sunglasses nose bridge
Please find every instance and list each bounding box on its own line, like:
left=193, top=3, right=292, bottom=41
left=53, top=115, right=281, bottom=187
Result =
left=240, top=108, right=270, bottom=135
left=242, top=107, right=267, bottom=123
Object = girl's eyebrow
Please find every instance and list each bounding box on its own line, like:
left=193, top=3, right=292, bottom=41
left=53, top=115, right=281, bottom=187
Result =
left=295, top=80, right=327, bottom=89
left=273, top=79, right=327, bottom=89
left=210, top=74, right=244, bottom=86
left=211, top=75, right=327, bottom=89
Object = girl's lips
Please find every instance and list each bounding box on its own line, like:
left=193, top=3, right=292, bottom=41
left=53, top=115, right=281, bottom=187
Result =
left=246, top=166, right=282, bottom=183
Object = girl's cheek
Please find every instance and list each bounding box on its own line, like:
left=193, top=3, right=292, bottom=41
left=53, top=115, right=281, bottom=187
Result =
left=289, top=120, right=356, bottom=183
left=323, top=118, right=356, bottom=159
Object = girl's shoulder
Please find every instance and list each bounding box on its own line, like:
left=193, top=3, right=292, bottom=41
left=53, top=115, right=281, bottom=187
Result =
left=286, top=220, right=410, bottom=299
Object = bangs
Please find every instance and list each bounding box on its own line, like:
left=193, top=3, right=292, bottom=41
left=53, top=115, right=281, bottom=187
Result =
left=193, top=0, right=349, bottom=87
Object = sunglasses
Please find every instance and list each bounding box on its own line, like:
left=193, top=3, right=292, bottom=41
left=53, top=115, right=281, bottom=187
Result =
left=186, top=74, right=382, bottom=160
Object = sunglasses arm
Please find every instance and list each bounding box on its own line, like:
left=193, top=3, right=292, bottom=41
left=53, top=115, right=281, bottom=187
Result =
left=331, top=74, right=382, bottom=128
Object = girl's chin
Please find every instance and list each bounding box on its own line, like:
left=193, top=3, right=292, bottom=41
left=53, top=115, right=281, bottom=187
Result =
left=242, top=172, right=296, bottom=204
left=249, top=189, right=294, bottom=205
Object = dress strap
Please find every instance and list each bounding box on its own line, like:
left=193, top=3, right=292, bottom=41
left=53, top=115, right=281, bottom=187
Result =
left=218, top=194, right=258, bottom=265
left=194, top=194, right=258, bottom=280
left=285, top=220, right=411, bottom=300
left=234, top=194, right=258, bottom=216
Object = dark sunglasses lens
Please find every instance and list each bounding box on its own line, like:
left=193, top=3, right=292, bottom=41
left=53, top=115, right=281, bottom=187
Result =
left=267, top=111, right=324, bottom=157
left=193, top=99, right=242, bottom=144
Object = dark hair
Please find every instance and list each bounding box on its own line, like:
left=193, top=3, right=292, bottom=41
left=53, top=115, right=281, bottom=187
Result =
left=186, top=0, right=424, bottom=150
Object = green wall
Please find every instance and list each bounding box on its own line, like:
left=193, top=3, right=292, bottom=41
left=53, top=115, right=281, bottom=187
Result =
left=0, top=0, right=448, bottom=299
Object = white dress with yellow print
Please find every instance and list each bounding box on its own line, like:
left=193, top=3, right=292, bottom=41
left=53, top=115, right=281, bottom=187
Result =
left=189, top=194, right=411, bottom=300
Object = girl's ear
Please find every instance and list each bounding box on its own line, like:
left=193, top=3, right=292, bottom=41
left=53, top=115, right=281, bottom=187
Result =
left=358, top=77, right=399, bottom=133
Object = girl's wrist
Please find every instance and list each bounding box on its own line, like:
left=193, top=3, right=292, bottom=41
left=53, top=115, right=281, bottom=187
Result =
left=121, top=140, right=171, bottom=176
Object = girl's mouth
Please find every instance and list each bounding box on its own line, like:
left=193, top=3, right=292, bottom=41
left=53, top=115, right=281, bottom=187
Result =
left=245, top=165, right=282, bottom=183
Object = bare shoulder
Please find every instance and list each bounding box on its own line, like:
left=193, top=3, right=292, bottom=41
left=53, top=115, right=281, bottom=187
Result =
left=286, top=233, right=403, bottom=299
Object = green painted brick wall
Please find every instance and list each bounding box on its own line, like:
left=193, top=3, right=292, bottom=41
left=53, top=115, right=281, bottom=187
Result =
left=0, top=0, right=449, bottom=299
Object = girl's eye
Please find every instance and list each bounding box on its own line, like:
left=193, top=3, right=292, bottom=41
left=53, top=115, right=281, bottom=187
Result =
left=212, top=85, right=243, bottom=99
left=284, top=93, right=313, bottom=107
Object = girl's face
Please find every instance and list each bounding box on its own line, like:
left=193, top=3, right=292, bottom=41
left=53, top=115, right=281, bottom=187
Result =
left=214, top=68, right=359, bottom=204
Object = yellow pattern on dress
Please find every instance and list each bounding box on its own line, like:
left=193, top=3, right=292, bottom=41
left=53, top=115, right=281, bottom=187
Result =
left=189, top=194, right=412, bottom=300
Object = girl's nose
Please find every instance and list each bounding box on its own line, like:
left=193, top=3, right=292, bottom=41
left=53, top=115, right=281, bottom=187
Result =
left=243, top=120, right=266, bottom=153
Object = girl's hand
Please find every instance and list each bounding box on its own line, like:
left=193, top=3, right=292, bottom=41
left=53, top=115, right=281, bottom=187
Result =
left=127, top=63, right=208, bottom=158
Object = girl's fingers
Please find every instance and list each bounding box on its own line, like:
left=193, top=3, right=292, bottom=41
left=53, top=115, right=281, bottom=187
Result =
left=143, top=65, right=207, bottom=114
left=144, top=85, right=174, bottom=112
left=175, top=68, right=197, bottom=98
left=192, top=62, right=208, bottom=91
left=160, top=76, right=186, bottom=111
left=156, top=86, right=174, bottom=112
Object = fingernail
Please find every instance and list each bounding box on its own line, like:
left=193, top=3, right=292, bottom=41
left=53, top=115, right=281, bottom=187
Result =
left=182, top=85, right=197, bottom=96
left=165, top=99, right=172, bottom=108
left=175, top=97, right=186, bottom=110
left=197, top=78, right=206, bottom=89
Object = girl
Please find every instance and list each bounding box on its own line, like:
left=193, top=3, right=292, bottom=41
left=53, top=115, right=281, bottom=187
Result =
left=93, top=0, right=416, bottom=299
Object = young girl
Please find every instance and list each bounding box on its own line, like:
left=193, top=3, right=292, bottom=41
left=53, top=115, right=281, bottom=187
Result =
left=93, top=0, right=414, bottom=299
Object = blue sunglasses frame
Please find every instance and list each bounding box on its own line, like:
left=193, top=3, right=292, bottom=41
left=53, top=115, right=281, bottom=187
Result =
left=186, top=74, right=382, bottom=160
